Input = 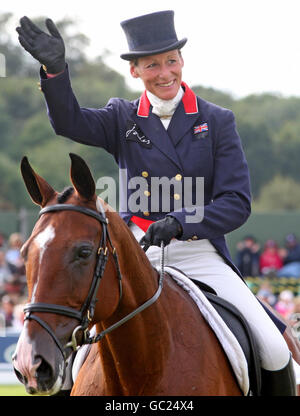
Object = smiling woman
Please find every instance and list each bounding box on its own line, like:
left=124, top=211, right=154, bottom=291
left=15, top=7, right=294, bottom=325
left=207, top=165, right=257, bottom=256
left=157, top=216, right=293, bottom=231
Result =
left=129, top=50, right=184, bottom=100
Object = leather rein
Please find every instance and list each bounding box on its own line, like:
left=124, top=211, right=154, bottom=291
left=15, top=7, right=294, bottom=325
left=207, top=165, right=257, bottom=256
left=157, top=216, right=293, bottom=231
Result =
left=23, top=203, right=165, bottom=360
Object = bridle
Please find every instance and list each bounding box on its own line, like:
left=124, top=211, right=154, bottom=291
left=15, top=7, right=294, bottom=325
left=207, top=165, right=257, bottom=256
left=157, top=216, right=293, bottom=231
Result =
left=23, top=202, right=165, bottom=361
left=23, top=203, right=118, bottom=358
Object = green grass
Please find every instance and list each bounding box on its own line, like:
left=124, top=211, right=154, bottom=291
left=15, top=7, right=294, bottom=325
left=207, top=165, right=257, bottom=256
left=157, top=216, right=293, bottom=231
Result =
left=0, top=384, right=29, bottom=396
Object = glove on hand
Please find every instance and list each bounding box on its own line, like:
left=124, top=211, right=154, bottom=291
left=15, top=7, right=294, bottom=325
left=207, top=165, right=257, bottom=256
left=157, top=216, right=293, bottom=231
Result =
left=139, top=216, right=183, bottom=248
left=16, top=16, right=65, bottom=74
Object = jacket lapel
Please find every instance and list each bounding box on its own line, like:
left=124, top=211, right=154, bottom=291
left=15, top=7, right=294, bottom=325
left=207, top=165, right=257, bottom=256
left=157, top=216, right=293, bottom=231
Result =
left=130, top=83, right=200, bottom=168
left=131, top=110, right=183, bottom=170
left=167, top=101, right=200, bottom=147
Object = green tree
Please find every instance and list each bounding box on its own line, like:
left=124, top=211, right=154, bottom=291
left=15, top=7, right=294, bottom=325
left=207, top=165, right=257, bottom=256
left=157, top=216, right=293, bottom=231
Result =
left=0, top=153, right=28, bottom=208
left=0, top=13, right=27, bottom=77
left=253, top=175, right=300, bottom=211
left=192, top=85, right=235, bottom=109
left=238, top=121, right=276, bottom=198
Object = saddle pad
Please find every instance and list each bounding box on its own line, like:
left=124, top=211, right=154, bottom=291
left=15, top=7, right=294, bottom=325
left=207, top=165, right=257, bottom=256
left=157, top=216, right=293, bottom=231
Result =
left=164, top=266, right=250, bottom=395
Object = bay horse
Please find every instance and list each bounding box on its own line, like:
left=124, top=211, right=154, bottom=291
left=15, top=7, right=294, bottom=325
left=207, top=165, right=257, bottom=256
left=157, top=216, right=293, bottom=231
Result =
left=12, top=154, right=299, bottom=396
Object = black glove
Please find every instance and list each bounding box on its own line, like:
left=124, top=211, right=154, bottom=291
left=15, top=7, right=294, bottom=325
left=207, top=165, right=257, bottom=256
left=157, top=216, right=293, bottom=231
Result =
left=139, top=216, right=183, bottom=248
left=16, top=16, right=65, bottom=74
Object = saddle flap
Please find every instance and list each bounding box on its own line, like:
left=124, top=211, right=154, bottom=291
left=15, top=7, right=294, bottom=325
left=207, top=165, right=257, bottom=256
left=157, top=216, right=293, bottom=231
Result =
left=165, top=266, right=262, bottom=396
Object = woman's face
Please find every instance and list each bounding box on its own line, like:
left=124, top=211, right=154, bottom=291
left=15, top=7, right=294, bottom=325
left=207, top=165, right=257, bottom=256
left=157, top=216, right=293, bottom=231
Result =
left=130, top=49, right=184, bottom=100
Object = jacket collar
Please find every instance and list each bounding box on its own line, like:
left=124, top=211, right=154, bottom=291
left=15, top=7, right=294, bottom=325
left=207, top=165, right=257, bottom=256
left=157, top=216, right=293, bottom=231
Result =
left=137, top=81, right=198, bottom=117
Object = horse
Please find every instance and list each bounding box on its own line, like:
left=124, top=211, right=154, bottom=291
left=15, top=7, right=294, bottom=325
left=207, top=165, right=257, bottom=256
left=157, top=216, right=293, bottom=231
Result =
left=12, top=153, right=244, bottom=396
left=12, top=153, right=300, bottom=396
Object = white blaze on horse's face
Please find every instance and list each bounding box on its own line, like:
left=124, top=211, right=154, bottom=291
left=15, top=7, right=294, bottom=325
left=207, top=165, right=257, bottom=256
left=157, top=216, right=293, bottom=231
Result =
left=32, top=225, right=55, bottom=301
left=34, top=225, right=55, bottom=264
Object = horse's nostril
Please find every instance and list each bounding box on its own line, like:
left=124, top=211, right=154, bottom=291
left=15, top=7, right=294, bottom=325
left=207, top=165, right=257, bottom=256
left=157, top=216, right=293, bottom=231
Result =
left=14, top=368, right=27, bottom=385
left=27, top=386, right=37, bottom=395
left=35, top=356, right=53, bottom=387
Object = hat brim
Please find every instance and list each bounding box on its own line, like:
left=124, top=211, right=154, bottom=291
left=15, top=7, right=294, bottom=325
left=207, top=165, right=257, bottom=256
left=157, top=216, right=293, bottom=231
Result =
left=120, top=38, right=187, bottom=61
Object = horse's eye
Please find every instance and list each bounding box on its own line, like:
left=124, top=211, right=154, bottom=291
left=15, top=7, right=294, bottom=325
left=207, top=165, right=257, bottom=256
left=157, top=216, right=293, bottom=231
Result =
left=78, top=247, right=93, bottom=259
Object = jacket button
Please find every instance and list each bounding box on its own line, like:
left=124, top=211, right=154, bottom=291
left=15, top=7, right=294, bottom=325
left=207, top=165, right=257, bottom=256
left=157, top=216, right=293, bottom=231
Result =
left=143, top=211, right=150, bottom=216
left=144, top=190, right=150, bottom=197
left=142, top=171, right=148, bottom=178
left=174, top=193, right=181, bottom=200
left=192, top=235, right=198, bottom=240
left=175, top=174, right=182, bottom=181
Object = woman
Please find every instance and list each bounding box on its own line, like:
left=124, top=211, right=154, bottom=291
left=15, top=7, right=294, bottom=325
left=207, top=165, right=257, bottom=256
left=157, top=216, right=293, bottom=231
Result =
left=259, top=239, right=283, bottom=276
left=16, top=10, right=295, bottom=395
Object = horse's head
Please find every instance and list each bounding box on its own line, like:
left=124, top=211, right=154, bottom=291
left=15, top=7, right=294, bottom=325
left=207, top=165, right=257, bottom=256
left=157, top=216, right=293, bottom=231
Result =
left=13, top=154, right=121, bottom=395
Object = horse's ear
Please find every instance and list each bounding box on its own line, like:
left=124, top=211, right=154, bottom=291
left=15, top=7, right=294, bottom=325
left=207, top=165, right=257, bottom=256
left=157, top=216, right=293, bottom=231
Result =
left=20, top=157, right=56, bottom=207
left=69, top=153, right=96, bottom=200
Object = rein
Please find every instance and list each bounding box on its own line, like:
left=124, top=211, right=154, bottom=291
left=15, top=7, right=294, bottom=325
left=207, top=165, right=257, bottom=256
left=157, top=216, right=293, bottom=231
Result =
left=23, top=203, right=165, bottom=359
left=86, top=242, right=165, bottom=345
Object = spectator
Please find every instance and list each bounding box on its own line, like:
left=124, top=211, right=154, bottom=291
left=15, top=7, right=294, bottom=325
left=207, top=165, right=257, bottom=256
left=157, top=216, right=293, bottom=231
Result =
left=5, top=232, right=24, bottom=275
left=11, top=302, right=24, bottom=332
left=4, top=233, right=26, bottom=298
left=277, top=233, right=300, bottom=277
left=235, top=235, right=260, bottom=276
left=0, top=295, right=24, bottom=333
left=259, top=239, right=283, bottom=276
left=0, top=295, right=15, bottom=328
left=275, top=290, right=295, bottom=320
left=256, top=281, right=277, bottom=307
left=0, top=250, right=13, bottom=297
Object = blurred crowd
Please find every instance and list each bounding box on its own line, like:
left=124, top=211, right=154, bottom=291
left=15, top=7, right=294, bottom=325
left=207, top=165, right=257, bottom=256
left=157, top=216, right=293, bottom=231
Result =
left=0, top=230, right=300, bottom=337
left=235, top=233, right=300, bottom=337
left=235, top=233, right=300, bottom=278
left=0, top=232, right=26, bottom=334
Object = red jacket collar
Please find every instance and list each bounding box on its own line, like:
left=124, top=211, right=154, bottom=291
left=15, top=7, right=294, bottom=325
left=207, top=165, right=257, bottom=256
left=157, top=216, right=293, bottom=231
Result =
left=137, top=82, right=198, bottom=117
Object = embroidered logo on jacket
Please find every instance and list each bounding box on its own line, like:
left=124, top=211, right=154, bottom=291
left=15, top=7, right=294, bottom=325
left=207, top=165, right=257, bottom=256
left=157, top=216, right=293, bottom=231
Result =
left=125, top=121, right=152, bottom=148
left=193, top=122, right=209, bottom=139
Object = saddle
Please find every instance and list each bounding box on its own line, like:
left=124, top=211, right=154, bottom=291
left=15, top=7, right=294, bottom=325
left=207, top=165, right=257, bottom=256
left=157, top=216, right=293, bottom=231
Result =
left=165, top=266, right=262, bottom=396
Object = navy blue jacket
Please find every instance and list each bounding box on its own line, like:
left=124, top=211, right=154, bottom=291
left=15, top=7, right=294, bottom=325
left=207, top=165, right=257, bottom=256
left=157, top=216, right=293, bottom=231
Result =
left=40, top=65, right=251, bottom=277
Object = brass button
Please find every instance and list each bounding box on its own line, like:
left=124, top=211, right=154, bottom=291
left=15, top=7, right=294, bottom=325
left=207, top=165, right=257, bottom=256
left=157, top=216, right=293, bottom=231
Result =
left=175, top=174, right=182, bottom=181
left=192, top=235, right=198, bottom=240
left=142, top=171, right=148, bottom=178
left=174, top=193, right=181, bottom=200
left=187, top=239, right=192, bottom=242
left=144, top=190, right=150, bottom=197
left=143, top=211, right=150, bottom=216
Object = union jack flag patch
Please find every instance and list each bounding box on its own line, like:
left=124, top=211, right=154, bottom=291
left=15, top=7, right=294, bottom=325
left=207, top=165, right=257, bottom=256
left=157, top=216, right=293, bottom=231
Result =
left=194, top=122, right=208, bottom=135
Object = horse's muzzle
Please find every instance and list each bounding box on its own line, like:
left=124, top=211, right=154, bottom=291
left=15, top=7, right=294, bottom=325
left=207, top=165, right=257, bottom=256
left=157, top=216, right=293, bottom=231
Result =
left=12, top=321, right=66, bottom=395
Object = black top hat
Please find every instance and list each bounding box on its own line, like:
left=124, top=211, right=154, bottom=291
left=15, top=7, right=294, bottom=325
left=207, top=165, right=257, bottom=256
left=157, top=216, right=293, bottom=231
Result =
left=120, top=10, right=187, bottom=61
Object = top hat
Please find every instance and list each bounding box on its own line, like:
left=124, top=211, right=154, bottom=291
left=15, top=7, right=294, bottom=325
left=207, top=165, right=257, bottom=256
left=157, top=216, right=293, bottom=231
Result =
left=120, top=10, right=187, bottom=61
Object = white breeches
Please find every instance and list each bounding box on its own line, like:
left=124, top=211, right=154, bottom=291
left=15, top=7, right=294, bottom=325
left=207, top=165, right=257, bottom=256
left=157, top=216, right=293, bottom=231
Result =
left=130, top=223, right=290, bottom=371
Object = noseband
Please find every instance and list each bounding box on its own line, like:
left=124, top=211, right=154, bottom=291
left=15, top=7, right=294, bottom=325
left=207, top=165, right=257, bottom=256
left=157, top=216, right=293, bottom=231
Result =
left=23, top=203, right=164, bottom=360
